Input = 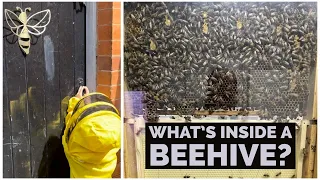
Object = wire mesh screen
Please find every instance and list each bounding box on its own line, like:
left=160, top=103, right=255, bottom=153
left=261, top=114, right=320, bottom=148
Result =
left=124, top=2, right=317, bottom=121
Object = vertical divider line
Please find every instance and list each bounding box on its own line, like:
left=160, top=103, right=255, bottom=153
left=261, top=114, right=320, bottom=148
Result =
left=121, top=1, right=125, bottom=178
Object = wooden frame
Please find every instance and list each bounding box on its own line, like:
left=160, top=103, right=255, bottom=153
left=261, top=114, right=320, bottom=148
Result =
left=302, top=61, right=317, bottom=178
left=296, top=121, right=308, bottom=178
left=124, top=123, right=138, bottom=178
left=302, top=124, right=317, bottom=178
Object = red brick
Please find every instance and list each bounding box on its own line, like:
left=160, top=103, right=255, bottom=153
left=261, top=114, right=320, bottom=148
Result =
left=97, top=9, right=112, bottom=25
left=113, top=2, right=121, bottom=9
left=97, top=25, right=112, bottom=40
left=97, top=85, right=110, bottom=97
left=97, top=56, right=120, bottom=71
left=112, top=56, right=121, bottom=70
left=112, top=24, right=121, bottom=40
left=111, top=71, right=121, bottom=85
left=97, top=56, right=111, bottom=71
left=110, top=85, right=121, bottom=100
left=112, top=41, right=121, bottom=55
left=112, top=99, right=121, bottom=111
left=97, top=41, right=112, bottom=55
left=97, top=85, right=120, bottom=100
left=97, top=2, right=112, bottom=9
left=97, top=5, right=122, bottom=116
left=97, top=70, right=111, bottom=85
left=112, top=8, right=121, bottom=24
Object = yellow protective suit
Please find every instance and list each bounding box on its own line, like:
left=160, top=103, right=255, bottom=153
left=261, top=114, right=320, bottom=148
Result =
left=62, top=93, right=121, bottom=178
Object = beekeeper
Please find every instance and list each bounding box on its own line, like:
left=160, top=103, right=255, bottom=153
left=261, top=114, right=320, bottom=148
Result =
left=62, top=86, right=121, bottom=178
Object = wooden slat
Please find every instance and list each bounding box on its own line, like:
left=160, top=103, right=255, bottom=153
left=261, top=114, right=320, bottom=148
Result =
left=313, top=150, right=317, bottom=178
left=134, top=122, right=145, bottom=178
left=73, top=2, right=86, bottom=90
left=3, top=51, right=14, bottom=178
left=4, top=2, right=32, bottom=177
left=302, top=124, right=317, bottom=178
left=3, top=3, right=14, bottom=176
left=42, top=2, right=62, bottom=138
left=23, top=2, right=46, bottom=177
left=58, top=2, right=75, bottom=127
left=124, top=123, right=138, bottom=178
left=296, top=121, right=308, bottom=178
left=36, top=2, right=71, bottom=178
left=313, top=61, right=317, bottom=119
left=312, top=58, right=317, bottom=178
left=124, top=124, right=128, bottom=178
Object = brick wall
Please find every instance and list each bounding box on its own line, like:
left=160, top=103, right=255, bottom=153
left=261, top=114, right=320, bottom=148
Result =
left=97, top=2, right=121, bottom=112
left=96, top=2, right=121, bottom=178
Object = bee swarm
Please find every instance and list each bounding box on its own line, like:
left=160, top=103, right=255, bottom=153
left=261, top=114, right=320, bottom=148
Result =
left=124, top=2, right=317, bottom=122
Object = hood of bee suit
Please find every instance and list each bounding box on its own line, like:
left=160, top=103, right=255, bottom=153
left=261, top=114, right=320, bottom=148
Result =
left=62, top=93, right=121, bottom=178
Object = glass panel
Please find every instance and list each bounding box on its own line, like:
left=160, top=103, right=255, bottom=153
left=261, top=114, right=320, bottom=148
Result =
left=124, top=2, right=317, bottom=122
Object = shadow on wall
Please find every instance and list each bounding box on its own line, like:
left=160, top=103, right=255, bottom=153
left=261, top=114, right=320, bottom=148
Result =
left=38, top=126, right=70, bottom=178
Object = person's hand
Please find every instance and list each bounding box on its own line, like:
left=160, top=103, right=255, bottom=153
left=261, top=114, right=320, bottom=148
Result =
left=75, top=86, right=90, bottom=99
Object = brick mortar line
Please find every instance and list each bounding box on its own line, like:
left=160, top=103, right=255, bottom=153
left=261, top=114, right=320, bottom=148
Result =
left=97, top=55, right=121, bottom=58
left=97, top=8, right=121, bottom=10
left=104, top=39, right=121, bottom=41
left=97, top=24, right=121, bottom=26
left=97, top=24, right=113, bottom=27
left=98, top=70, right=121, bottom=72
left=98, top=39, right=121, bottom=42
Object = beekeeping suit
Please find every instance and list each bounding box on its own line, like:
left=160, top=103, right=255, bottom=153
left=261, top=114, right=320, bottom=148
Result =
left=62, top=92, right=121, bottom=178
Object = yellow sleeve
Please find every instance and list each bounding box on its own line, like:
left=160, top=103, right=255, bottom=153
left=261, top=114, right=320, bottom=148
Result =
left=68, top=97, right=80, bottom=113
left=65, top=97, right=80, bottom=124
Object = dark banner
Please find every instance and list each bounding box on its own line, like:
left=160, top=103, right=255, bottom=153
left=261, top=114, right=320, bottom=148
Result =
left=145, top=123, right=295, bottom=169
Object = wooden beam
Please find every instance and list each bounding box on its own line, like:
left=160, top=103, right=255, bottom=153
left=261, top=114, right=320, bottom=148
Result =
left=124, top=123, right=138, bottom=178
left=124, top=81, right=134, bottom=119
left=313, top=61, right=317, bottom=119
left=297, top=122, right=308, bottom=178
left=302, top=124, right=317, bottom=178
left=311, top=57, right=317, bottom=179
left=313, top=150, right=317, bottom=178
left=134, top=122, right=145, bottom=178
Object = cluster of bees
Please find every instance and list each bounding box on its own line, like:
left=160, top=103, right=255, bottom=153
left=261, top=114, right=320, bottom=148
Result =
left=124, top=2, right=317, bottom=121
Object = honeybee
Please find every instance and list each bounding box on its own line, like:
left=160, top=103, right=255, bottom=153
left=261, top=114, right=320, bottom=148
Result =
left=5, top=7, right=51, bottom=54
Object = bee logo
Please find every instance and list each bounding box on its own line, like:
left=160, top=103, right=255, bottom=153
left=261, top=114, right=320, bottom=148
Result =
left=5, top=7, right=51, bottom=54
